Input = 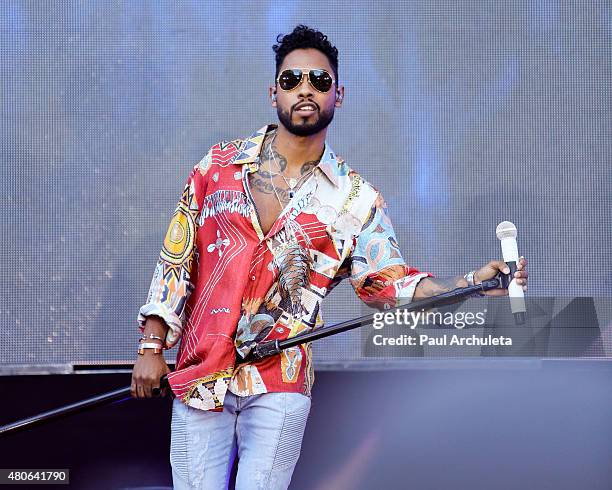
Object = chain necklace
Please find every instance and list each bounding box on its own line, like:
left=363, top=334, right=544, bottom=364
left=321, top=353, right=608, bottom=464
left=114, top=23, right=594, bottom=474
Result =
left=266, top=131, right=316, bottom=200
left=267, top=164, right=286, bottom=208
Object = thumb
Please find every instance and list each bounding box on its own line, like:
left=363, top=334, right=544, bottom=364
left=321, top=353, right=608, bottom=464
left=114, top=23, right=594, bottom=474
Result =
left=489, top=260, right=510, bottom=274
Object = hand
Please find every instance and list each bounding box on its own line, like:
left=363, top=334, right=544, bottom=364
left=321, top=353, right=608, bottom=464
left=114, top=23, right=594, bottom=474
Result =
left=131, top=351, right=171, bottom=398
left=473, top=256, right=528, bottom=296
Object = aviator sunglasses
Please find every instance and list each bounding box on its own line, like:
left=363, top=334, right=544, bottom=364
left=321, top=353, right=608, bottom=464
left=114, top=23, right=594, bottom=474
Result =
left=276, top=68, right=336, bottom=93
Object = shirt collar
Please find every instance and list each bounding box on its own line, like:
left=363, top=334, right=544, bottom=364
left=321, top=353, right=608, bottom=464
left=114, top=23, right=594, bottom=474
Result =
left=231, top=125, right=269, bottom=166
left=317, top=143, right=346, bottom=188
left=232, top=124, right=346, bottom=188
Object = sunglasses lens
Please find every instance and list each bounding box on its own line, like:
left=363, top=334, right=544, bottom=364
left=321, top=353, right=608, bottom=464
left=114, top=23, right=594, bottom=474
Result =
left=278, top=69, right=303, bottom=91
left=309, top=70, right=333, bottom=92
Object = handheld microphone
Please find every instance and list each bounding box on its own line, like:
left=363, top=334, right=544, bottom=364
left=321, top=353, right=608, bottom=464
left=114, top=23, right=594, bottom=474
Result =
left=496, top=221, right=526, bottom=325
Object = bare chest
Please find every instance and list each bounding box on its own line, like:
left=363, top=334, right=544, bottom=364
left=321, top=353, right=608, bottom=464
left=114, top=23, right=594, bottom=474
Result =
left=246, top=172, right=288, bottom=236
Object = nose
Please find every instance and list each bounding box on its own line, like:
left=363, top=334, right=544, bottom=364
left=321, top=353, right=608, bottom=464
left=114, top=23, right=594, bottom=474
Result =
left=297, top=73, right=314, bottom=97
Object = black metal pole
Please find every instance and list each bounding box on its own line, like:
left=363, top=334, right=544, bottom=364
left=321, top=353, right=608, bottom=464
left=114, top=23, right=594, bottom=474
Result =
left=243, top=278, right=502, bottom=362
left=0, top=376, right=169, bottom=438
left=0, top=277, right=502, bottom=438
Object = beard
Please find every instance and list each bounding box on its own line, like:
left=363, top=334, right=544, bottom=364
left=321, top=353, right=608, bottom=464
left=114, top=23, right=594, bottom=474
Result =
left=277, top=105, right=335, bottom=137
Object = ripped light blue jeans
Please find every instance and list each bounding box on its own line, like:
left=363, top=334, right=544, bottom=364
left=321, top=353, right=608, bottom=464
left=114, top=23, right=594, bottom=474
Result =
left=170, top=390, right=311, bottom=490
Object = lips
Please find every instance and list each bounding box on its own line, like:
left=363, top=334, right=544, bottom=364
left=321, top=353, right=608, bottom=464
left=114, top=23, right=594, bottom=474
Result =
left=293, top=101, right=319, bottom=114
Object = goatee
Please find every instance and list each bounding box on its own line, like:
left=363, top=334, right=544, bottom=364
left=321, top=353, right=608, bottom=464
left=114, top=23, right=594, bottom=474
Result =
left=277, top=106, right=335, bottom=137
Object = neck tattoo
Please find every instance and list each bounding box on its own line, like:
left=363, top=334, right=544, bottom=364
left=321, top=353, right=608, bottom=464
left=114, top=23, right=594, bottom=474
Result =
left=263, top=131, right=319, bottom=200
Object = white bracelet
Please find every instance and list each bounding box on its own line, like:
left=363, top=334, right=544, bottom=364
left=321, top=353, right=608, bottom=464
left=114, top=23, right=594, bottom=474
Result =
left=138, top=342, right=163, bottom=355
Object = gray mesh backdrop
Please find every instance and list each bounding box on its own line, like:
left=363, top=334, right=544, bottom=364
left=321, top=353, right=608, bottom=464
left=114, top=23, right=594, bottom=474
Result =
left=1, top=1, right=610, bottom=366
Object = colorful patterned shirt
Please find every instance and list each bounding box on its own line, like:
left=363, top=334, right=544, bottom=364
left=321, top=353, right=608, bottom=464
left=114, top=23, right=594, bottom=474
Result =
left=138, top=124, right=431, bottom=411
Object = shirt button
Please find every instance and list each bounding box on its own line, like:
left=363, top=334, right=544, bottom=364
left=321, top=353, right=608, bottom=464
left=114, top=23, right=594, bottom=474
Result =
left=251, top=275, right=256, bottom=281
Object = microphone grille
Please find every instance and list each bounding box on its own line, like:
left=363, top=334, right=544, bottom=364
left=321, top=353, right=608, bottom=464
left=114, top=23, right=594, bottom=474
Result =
left=496, top=221, right=517, bottom=240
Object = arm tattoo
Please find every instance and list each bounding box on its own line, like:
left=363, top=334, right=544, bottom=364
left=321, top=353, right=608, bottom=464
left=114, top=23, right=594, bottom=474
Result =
left=414, top=275, right=467, bottom=299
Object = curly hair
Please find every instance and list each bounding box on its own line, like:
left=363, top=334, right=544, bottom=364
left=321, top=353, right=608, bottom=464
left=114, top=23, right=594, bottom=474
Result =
left=273, top=25, right=339, bottom=81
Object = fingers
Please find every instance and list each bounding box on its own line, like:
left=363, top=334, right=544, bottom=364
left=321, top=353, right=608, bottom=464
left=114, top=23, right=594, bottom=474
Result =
left=514, top=256, right=528, bottom=290
left=481, top=257, right=529, bottom=293
left=134, top=379, right=155, bottom=398
left=144, top=382, right=154, bottom=398
left=489, top=260, right=510, bottom=274
left=514, top=271, right=528, bottom=283
left=131, top=374, right=154, bottom=398
left=474, top=256, right=529, bottom=295
left=131, top=355, right=171, bottom=399
left=130, top=373, right=142, bottom=399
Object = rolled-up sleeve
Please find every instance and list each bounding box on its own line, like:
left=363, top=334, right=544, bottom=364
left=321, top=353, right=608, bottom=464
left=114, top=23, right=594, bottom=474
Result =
left=349, top=193, right=432, bottom=310
left=137, top=160, right=208, bottom=349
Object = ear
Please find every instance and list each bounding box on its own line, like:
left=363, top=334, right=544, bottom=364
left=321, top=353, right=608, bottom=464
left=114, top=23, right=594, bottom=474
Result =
left=269, top=86, right=277, bottom=107
left=335, top=85, right=344, bottom=108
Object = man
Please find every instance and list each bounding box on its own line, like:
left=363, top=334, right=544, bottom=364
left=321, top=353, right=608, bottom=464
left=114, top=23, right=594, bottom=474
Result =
left=131, top=25, right=528, bottom=489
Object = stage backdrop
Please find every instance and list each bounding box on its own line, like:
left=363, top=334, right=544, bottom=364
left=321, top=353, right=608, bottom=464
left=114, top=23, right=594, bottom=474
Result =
left=1, top=0, right=611, bottom=367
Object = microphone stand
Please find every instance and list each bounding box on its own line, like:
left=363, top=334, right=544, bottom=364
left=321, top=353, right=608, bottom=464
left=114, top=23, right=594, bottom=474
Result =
left=0, top=278, right=503, bottom=438
left=240, top=278, right=503, bottom=362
